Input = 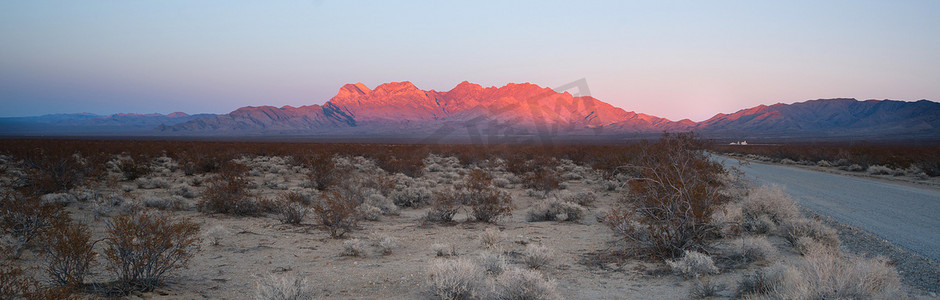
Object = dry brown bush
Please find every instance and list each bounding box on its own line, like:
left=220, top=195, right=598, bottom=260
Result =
left=606, top=133, right=729, bottom=259
left=199, top=161, right=259, bottom=216
left=274, top=191, right=309, bottom=225
left=304, top=154, right=351, bottom=191
left=522, top=168, right=561, bottom=191
left=104, top=211, right=201, bottom=292
left=426, top=189, right=461, bottom=223
left=0, top=192, right=68, bottom=246
left=311, top=191, right=359, bottom=238
left=40, top=219, right=96, bottom=288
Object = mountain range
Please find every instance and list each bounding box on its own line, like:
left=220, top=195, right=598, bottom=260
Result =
left=2, top=81, right=938, bottom=142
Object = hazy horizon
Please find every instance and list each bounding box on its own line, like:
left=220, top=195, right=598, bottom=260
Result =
left=2, top=1, right=939, bottom=121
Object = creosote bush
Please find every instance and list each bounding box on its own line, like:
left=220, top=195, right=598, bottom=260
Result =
left=104, top=210, right=201, bottom=292
left=40, top=219, right=96, bottom=288
left=606, top=133, right=729, bottom=259
left=200, top=161, right=259, bottom=216
left=311, top=190, right=359, bottom=238
left=0, top=192, right=68, bottom=246
left=274, top=191, right=309, bottom=225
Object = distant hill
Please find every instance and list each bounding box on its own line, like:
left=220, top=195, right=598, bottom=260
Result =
left=2, top=81, right=938, bottom=141
left=0, top=112, right=216, bottom=135
left=695, top=98, right=940, bottom=139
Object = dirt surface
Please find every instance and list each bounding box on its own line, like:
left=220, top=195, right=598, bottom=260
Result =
left=718, top=156, right=940, bottom=263
left=4, top=154, right=934, bottom=299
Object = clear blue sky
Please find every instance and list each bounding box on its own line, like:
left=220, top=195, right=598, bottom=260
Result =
left=1, top=1, right=938, bottom=121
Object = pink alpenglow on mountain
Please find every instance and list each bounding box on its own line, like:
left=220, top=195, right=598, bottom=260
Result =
left=166, top=81, right=688, bottom=135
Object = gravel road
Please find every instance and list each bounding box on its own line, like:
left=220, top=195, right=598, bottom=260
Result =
left=717, top=156, right=940, bottom=263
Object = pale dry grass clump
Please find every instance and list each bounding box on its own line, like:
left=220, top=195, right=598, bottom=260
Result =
left=253, top=274, right=316, bottom=300
left=781, top=218, right=841, bottom=250
left=737, top=245, right=900, bottom=299
left=689, top=276, right=725, bottom=299
left=341, top=239, right=366, bottom=257
left=479, top=228, right=502, bottom=249
left=523, top=244, right=554, bottom=269
left=433, top=243, right=458, bottom=257
left=494, top=267, right=560, bottom=300
left=426, top=258, right=486, bottom=300
left=667, top=250, right=719, bottom=278
left=476, top=251, right=507, bottom=275
left=740, top=185, right=799, bottom=234
left=526, top=198, right=586, bottom=222
left=372, top=235, right=398, bottom=255
left=729, top=236, right=778, bottom=265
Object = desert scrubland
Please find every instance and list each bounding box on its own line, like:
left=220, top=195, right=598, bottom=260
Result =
left=0, top=134, right=930, bottom=299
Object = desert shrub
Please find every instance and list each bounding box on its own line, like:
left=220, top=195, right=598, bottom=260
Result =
left=867, top=165, right=898, bottom=176
left=433, top=243, right=458, bottom=257
left=20, top=149, right=96, bottom=195
left=465, top=188, right=512, bottom=223
left=426, top=189, right=461, bottom=223
left=523, top=244, right=554, bottom=269
left=426, top=258, right=486, bottom=300
left=104, top=211, right=201, bottom=292
left=373, top=235, right=398, bottom=255
left=710, top=202, right=742, bottom=237
left=492, top=177, right=511, bottom=188
left=142, top=195, right=188, bottom=211
left=689, top=276, right=724, bottom=299
left=274, top=191, right=309, bottom=225
left=117, top=157, right=151, bottom=181
left=666, top=250, right=719, bottom=278
left=364, top=194, right=399, bottom=216
left=204, top=224, right=227, bottom=246
left=304, top=154, right=350, bottom=191
left=357, top=204, right=381, bottom=221
left=200, top=161, right=259, bottom=216
left=526, top=198, right=585, bottom=222
left=741, top=185, right=799, bottom=234
left=40, top=219, right=96, bottom=288
left=0, top=192, right=68, bottom=245
left=476, top=251, right=506, bottom=275
left=782, top=218, right=840, bottom=249
left=135, top=177, right=170, bottom=189
left=729, top=236, right=778, bottom=265
left=522, top=168, right=561, bottom=191
left=606, top=133, right=729, bottom=259
left=561, top=191, right=595, bottom=206
left=737, top=246, right=900, bottom=299
left=341, top=239, right=366, bottom=257
left=494, top=267, right=560, bottom=300
left=253, top=274, right=316, bottom=300
left=479, top=228, right=502, bottom=249
left=390, top=186, right=432, bottom=208
left=736, top=263, right=802, bottom=298
left=311, top=191, right=359, bottom=238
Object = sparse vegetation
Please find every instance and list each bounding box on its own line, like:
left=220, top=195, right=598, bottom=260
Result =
left=0, top=138, right=912, bottom=299
left=606, top=133, right=729, bottom=259
left=104, top=211, right=201, bottom=292
left=254, top=274, right=316, bottom=300
left=666, top=250, right=719, bottom=278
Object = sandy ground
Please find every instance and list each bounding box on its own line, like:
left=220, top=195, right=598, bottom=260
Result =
left=4, top=154, right=935, bottom=299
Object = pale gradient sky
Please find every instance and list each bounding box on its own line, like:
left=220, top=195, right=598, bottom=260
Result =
left=1, top=1, right=938, bottom=121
